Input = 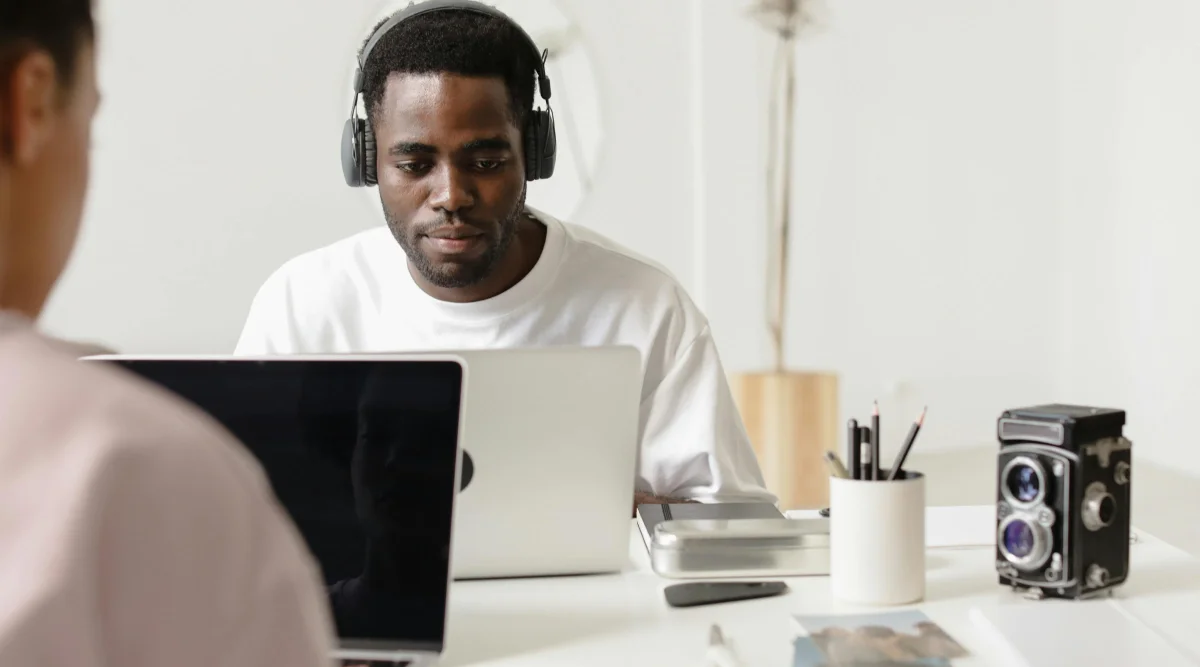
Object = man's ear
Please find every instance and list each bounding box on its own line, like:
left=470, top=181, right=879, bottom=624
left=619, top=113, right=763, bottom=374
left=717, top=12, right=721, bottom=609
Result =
left=1, top=51, right=60, bottom=166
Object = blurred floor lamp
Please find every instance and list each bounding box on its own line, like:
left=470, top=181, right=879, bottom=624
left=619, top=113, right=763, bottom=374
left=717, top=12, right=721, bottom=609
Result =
left=729, top=0, right=838, bottom=510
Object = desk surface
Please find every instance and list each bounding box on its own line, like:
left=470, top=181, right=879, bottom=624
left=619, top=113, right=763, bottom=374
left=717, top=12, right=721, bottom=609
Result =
left=440, top=509, right=1200, bottom=666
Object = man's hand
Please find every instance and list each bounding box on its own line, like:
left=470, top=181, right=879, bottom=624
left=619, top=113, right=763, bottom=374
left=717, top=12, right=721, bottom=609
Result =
left=632, top=491, right=696, bottom=517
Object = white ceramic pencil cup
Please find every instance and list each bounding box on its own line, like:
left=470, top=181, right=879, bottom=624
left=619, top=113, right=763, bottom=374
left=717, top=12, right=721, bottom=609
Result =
left=829, top=470, right=925, bottom=605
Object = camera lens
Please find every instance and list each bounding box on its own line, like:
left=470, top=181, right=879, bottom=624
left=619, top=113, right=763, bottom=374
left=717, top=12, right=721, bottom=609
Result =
left=1002, top=519, right=1036, bottom=559
left=1006, top=464, right=1041, bottom=503
left=998, top=514, right=1052, bottom=570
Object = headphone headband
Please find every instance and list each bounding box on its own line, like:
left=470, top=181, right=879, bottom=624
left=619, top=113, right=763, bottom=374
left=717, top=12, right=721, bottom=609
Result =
left=354, top=0, right=551, bottom=102
left=343, top=0, right=557, bottom=186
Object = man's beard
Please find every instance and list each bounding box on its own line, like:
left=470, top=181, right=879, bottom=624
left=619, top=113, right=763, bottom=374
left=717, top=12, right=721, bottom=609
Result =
left=383, top=189, right=525, bottom=289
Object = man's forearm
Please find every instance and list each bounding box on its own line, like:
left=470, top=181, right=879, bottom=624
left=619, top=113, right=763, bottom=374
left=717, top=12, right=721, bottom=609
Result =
left=632, top=491, right=697, bottom=516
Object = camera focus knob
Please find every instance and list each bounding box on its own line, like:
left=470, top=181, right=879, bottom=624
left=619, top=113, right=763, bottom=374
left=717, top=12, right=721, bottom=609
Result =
left=1083, top=482, right=1117, bottom=531
left=1115, top=461, right=1130, bottom=485
left=1087, top=564, right=1110, bottom=588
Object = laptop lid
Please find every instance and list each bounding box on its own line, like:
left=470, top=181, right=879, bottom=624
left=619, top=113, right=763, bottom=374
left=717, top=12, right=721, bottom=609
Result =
left=90, top=355, right=465, bottom=660
left=398, top=346, right=642, bottom=580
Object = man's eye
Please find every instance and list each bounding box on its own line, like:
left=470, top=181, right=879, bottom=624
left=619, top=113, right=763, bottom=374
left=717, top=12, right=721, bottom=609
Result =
left=397, top=163, right=430, bottom=175
left=475, top=160, right=503, bottom=171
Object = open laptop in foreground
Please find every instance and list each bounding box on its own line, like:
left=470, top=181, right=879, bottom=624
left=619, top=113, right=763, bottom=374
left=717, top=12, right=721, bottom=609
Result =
left=86, top=354, right=465, bottom=664
left=88, top=345, right=643, bottom=581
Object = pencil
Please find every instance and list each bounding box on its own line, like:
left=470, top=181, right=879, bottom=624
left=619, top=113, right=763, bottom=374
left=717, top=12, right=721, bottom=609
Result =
left=846, top=418, right=860, bottom=479
left=887, top=406, right=927, bottom=481
left=871, top=401, right=880, bottom=481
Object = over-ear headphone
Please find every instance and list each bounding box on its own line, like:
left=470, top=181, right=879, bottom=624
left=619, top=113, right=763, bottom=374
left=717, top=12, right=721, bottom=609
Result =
left=341, top=0, right=557, bottom=187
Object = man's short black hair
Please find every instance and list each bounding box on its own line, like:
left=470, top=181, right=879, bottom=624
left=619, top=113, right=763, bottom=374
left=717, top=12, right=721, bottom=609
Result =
left=358, top=7, right=537, bottom=131
left=0, top=0, right=94, bottom=88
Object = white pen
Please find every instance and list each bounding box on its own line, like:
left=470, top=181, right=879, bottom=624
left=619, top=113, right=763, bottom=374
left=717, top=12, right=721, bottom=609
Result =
left=707, top=624, right=744, bottom=667
left=823, top=450, right=851, bottom=479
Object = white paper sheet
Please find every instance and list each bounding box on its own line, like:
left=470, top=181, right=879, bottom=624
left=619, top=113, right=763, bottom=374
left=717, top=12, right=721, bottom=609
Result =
left=970, top=601, right=1198, bottom=667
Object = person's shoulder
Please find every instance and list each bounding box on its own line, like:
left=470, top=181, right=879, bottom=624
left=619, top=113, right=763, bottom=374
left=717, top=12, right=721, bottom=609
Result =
left=541, top=210, right=711, bottom=345
left=540, top=210, right=698, bottom=309
left=262, top=226, right=396, bottom=292
left=0, top=328, right=264, bottom=494
left=553, top=216, right=682, bottom=285
left=246, top=226, right=399, bottom=337
left=0, top=326, right=334, bottom=664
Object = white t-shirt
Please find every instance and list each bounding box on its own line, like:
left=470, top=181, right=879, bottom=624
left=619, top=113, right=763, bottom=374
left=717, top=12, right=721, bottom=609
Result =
left=0, top=313, right=334, bottom=666
left=236, top=208, right=773, bottom=503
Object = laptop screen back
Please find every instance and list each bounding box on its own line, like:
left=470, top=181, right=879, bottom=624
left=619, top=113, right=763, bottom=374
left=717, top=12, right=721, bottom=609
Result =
left=108, top=358, right=463, bottom=653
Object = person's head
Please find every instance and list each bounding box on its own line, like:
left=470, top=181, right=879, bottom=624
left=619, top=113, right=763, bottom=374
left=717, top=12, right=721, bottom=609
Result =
left=0, top=0, right=97, bottom=318
left=359, top=5, right=539, bottom=291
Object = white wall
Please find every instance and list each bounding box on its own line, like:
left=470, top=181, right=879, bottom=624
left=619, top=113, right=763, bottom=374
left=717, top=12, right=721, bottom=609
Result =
left=44, top=0, right=690, bottom=353
left=696, top=0, right=1062, bottom=453
left=44, top=0, right=380, bottom=353
left=46, top=0, right=1158, bottom=463
left=1056, top=0, right=1200, bottom=476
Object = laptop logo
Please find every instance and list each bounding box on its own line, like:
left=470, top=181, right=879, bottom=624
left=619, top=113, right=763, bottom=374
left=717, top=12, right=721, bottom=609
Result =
left=460, top=450, right=474, bottom=491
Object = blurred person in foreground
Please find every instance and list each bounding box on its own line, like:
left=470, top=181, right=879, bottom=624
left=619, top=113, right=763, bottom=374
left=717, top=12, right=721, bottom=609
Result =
left=0, top=1, right=335, bottom=664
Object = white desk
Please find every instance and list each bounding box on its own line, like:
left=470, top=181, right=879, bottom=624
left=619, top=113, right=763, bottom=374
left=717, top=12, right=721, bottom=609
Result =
left=440, top=509, right=1200, bottom=666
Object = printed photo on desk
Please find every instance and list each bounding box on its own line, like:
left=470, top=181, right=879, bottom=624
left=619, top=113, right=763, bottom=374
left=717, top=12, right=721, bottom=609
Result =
left=793, top=610, right=968, bottom=666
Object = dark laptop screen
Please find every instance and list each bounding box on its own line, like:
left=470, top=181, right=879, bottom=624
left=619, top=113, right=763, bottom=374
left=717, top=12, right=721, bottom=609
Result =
left=108, top=358, right=462, bottom=652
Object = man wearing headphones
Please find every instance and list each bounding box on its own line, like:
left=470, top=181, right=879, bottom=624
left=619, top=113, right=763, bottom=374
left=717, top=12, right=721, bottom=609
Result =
left=236, top=0, right=773, bottom=507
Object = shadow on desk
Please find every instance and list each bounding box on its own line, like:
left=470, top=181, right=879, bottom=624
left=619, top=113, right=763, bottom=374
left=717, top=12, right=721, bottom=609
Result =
left=925, top=575, right=1007, bottom=601
left=440, top=609, right=636, bottom=665
left=924, top=555, right=1200, bottom=603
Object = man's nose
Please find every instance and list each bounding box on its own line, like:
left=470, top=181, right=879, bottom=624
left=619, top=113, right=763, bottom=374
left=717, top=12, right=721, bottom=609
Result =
left=428, top=164, right=476, bottom=213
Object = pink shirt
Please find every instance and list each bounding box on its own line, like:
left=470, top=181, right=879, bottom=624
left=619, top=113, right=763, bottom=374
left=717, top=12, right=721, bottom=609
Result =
left=0, top=314, right=335, bottom=666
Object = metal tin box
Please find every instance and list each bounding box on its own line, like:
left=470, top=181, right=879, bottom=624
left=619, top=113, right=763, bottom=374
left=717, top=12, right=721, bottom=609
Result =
left=649, top=518, right=830, bottom=579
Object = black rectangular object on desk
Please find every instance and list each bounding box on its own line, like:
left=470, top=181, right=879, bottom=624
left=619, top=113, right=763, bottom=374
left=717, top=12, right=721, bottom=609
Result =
left=663, top=581, right=789, bottom=608
left=635, top=502, right=783, bottom=552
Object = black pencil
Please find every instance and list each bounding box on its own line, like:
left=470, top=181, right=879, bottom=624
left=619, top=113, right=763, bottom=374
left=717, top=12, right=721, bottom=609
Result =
left=847, top=418, right=860, bottom=479
left=871, top=401, right=880, bottom=480
left=888, top=406, right=927, bottom=481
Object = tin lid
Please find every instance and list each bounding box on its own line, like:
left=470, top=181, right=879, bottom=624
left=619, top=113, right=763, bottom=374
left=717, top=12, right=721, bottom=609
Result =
left=651, top=518, right=830, bottom=552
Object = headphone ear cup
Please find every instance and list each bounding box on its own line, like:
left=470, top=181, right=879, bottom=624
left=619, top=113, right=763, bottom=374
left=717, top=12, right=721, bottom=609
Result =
left=524, top=109, right=556, bottom=181
left=363, top=121, right=378, bottom=186
left=524, top=113, right=541, bottom=180
left=342, top=118, right=364, bottom=187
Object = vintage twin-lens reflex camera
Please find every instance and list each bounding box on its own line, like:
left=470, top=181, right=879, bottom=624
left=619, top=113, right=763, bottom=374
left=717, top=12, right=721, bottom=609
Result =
left=994, top=404, right=1131, bottom=600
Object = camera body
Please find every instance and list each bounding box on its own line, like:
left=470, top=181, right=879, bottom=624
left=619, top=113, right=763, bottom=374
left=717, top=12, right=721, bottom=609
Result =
left=995, top=404, right=1131, bottom=600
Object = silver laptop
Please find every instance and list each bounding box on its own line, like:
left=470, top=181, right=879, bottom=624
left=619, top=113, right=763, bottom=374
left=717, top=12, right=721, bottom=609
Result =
left=85, top=354, right=466, bottom=665
left=409, top=346, right=642, bottom=579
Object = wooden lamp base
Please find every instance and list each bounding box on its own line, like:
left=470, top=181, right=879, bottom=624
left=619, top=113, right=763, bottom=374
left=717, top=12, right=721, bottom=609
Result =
left=729, top=370, right=839, bottom=510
